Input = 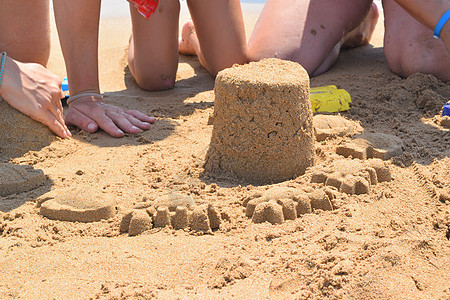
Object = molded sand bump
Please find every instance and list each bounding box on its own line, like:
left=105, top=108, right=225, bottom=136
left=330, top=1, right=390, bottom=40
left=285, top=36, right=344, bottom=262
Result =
left=336, top=132, right=404, bottom=160
left=0, top=163, right=46, bottom=196
left=120, top=194, right=223, bottom=235
left=204, top=58, right=315, bottom=184
left=39, top=188, right=116, bottom=222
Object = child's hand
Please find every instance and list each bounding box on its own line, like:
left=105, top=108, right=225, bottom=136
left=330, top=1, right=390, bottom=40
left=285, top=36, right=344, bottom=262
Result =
left=64, top=95, right=155, bottom=138
left=0, top=56, right=71, bottom=138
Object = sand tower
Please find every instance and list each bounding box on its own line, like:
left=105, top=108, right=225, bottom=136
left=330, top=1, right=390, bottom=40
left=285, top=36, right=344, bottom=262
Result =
left=204, top=58, right=315, bottom=184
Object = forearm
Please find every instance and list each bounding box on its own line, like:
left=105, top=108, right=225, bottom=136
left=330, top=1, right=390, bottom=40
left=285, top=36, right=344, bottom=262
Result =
left=394, top=0, right=450, bottom=34
left=53, top=0, right=101, bottom=95
left=394, top=0, right=450, bottom=50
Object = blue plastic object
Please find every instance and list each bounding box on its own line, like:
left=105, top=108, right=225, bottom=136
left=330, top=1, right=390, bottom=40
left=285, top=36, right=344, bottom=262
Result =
left=62, top=77, right=69, bottom=92
left=443, top=102, right=450, bottom=117
left=61, top=77, right=69, bottom=105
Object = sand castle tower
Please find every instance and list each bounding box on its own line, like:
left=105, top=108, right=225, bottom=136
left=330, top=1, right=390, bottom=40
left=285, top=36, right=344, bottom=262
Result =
left=204, top=58, right=315, bottom=184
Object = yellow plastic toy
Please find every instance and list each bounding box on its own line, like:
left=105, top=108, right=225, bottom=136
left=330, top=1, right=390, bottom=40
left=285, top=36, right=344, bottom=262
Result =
left=310, top=85, right=352, bottom=113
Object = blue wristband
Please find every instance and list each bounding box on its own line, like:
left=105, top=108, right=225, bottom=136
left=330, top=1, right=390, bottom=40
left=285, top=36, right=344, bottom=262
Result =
left=0, top=52, right=6, bottom=88
left=433, top=9, right=450, bottom=39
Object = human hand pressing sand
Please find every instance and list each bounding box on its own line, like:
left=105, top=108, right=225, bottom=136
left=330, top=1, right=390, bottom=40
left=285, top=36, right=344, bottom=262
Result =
left=64, top=94, right=155, bottom=138
left=0, top=54, right=71, bottom=139
left=0, top=0, right=72, bottom=138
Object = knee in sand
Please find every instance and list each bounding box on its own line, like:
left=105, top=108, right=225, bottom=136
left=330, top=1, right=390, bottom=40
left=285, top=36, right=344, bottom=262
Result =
left=134, top=72, right=176, bottom=91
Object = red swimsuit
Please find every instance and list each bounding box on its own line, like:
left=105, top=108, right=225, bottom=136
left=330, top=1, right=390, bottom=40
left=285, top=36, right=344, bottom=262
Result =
left=127, top=0, right=159, bottom=18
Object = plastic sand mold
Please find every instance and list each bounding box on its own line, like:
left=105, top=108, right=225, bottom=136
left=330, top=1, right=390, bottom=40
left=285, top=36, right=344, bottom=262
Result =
left=127, top=0, right=159, bottom=18
left=61, top=77, right=69, bottom=105
left=310, top=85, right=352, bottom=113
left=443, top=101, right=450, bottom=116
left=62, top=77, right=69, bottom=94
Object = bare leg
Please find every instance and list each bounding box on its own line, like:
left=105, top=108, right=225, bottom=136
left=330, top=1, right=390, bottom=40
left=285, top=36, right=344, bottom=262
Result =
left=128, top=0, right=180, bottom=91
left=178, top=20, right=197, bottom=55
left=0, top=0, right=50, bottom=65
left=184, top=0, right=247, bottom=76
left=383, top=0, right=450, bottom=81
left=342, top=2, right=379, bottom=49
left=178, top=20, right=210, bottom=71
left=248, top=0, right=373, bottom=76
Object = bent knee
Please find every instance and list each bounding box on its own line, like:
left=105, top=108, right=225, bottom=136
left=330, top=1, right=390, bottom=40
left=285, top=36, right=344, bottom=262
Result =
left=208, top=54, right=248, bottom=77
left=384, top=41, right=450, bottom=82
left=134, top=74, right=176, bottom=91
left=129, top=59, right=176, bottom=91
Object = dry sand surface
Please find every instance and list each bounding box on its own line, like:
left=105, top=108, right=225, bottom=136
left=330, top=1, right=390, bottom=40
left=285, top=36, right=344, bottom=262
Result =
left=1, top=7, right=450, bottom=300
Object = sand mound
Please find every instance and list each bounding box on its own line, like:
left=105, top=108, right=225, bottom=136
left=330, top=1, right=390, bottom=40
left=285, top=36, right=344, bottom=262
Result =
left=336, top=132, right=404, bottom=160
left=309, top=158, right=392, bottom=194
left=204, top=58, right=315, bottom=184
left=243, top=186, right=336, bottom=224
left=0, top=163, right=46, bottom=196
left=0, top=98, right=56, bottom=162
left=120, top=193, right=222, bottom=235
left=120, top=210, right=153, bottom=236
left=39, top=188, right=116, bottom=222
left=313, top=114, right=363, bottom=141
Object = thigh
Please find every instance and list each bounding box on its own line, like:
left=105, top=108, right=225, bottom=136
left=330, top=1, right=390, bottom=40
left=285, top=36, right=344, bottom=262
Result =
left=248, top=0, right=372, bottom=74
left=186, top=0, right=247, bottom=76
left=383, top=0, right=450, bottom=81
left=129, top=0, right=180, bottom=90
left=0, top=0, right=50, bottom=65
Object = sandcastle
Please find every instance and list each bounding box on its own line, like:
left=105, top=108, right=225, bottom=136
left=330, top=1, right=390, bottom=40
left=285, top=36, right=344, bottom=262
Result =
left=204, top=58, right=315, bottom=184
left=119, top=193, right=222, bottom=236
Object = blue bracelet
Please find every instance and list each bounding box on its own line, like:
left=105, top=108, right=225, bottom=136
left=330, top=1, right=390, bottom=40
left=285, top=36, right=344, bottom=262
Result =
left=0, top=52, right=6, bottom=88
left=434, top=9, right=450, bottom=39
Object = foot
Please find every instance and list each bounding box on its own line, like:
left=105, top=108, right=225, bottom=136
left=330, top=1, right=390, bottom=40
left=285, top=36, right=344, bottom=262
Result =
left=178, top=20, right=197, bottom=55
left=342, top=2, right=379, bottom=49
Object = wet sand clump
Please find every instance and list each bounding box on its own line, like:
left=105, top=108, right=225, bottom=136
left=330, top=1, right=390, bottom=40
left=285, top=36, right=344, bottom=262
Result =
left=204, top=58, right=315, bottom=184
left=0, top=163, right=46, bottom=196
left=38, top=188, right=116, bottom=222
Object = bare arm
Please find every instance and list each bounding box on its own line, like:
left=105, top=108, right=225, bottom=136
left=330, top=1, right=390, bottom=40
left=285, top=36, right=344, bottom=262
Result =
left=53, top=0, right=155, bottom=137
left=394, top=0, right=450, bottom=49
left=53, top=0, right=101, bottom=95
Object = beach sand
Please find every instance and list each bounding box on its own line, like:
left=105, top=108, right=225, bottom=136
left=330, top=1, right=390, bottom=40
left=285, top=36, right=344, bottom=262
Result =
left=1, top=4, right=449, bottom=299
